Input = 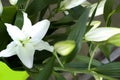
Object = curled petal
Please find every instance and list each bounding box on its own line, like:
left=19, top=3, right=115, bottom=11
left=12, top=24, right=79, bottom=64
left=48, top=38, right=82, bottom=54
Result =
left=85, top=27, right=120, bottom=41
left=35, top=40, right=54, bottom=52
left=0, top=42, right=16, bottom=57
left=16, top=43, right=35, bottom=68
left=30, top=19, right=50, bottom=40
left=89, top=21, right=101, bottom=31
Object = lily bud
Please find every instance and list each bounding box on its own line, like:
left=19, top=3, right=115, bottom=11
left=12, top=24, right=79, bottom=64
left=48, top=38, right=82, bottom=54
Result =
left=9, top=0, right=18, bottom=5
left=0, top=0, right=3, bottom=16
left=85, top=27, right=120, bottom=42
left=60, top=0, right=86, bottom=10
left=54, top=40, right=76, bottom=56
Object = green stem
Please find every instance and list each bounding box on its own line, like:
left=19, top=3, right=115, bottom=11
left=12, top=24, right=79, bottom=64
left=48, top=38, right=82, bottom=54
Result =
left=53, top=51, right=64, bottom=68
left=88, top=45, right=99, bottom=70
left=105, top=10, right=115, bottom=26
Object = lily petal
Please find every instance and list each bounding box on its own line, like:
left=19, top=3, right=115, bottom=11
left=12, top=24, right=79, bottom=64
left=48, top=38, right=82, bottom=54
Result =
left=9, top=0, right=18, bottom=5
left=60, top=0, right=86, bottom=10
left=30, top=19, right=50, bottom=40
left=0, top=0, right=3, bottom=16
left=5, top=23, right=26, bottom=44
left=89, top=0, right=106, bottom=17
left=35, top=40, right=54, bottom=52
left=16, top=43, right=35, bottom=68
left=85, top=27, right=120, bottom=41
left=89, top=21, right=101, bottom=31
left=22, top=12, right=32, bottom=36
left=0, top=42, right=16, bottom=57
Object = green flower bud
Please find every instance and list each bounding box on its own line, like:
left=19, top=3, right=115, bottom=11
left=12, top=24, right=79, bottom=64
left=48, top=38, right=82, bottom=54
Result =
left=54, top=40, right=76, bottom=56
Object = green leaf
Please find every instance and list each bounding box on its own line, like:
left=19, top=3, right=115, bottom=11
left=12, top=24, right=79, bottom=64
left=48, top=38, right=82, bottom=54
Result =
left=1, top=6, right=17, bottom=23
left=14, top=11, right=23, bottom=29
left=35, top=57, right=55, bottom=80
left=104, top=0, right=114, bottom=26
left=68, top=5, right=85, bottom=20
left=0, top=6, right=17, bottom=50
left=107, top=33, right=120, bottom=46
left=26, top=0, right=51, bottom=16
left=75, top=55, right=102, bottom=67
left=99, top=44, right=113, bottom=60
left=0, top=19, right=11, bottom=50
left=0, top=61, right=29, bottom=80
left=63, top=8, right=90, bottom=62
left=54, top=72, right=66, bottom=80
left=95, top=62, right=120, bottom=78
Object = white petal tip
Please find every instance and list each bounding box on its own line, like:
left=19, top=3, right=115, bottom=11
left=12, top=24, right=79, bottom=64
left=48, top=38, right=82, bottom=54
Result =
left=24, top=62, right=33, bottom=69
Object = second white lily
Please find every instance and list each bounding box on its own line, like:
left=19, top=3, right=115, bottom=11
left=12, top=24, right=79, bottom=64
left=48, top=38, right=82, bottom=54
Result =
left=85, top=27, right=120, bottom=42
left=60, top=0, right=86, bottom=10
left=0, top=12, right=54, bottom=68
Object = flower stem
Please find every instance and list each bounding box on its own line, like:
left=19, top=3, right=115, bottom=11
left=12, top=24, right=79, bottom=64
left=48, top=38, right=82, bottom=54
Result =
left=88, top=45, right=99, bottom=70
left=53, top=51, right=64, bottom=68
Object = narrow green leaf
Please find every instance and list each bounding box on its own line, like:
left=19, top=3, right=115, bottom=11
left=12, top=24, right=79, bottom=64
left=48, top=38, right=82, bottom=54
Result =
left=35, top=57, right=55, bottom=80
left=68, top=5, right=85, bottom=20
left=14, top=11, right=23, bottom=29
left=99, top=44, right=113, bottom=60
left=95, top=62, right=120, bottom=78
left=54, top=72, right=66, bottom=80
left=63, top=8, right=90, bottom=62
left=0, top=19, right=11, bottom=50
left=75, top=55, right=102, bottom=67
left=26, top=0, right=51, bottom=16
left=104, top=0, right=114, bottom=26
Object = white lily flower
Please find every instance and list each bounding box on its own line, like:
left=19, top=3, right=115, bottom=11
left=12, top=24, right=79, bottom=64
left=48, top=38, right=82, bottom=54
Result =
left=0, top=12, right=54, bottom=68
left=9, top=0, right=18, bottom=5
left=0, top=0, right=3, bottom=16
left=89, top=0, right=106, bottom=17
left=60, top=0, right=86, bottom=10
left=85, top=27, right=120, bottom=41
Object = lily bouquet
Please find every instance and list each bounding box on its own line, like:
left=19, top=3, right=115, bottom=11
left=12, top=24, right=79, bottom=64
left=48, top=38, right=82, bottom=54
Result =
left=0, top=0, right=120, bottom=80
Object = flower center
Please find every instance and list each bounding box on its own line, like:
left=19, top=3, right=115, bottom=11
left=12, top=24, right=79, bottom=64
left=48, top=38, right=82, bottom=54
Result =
left=20, top=37, right=31, bottom=47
